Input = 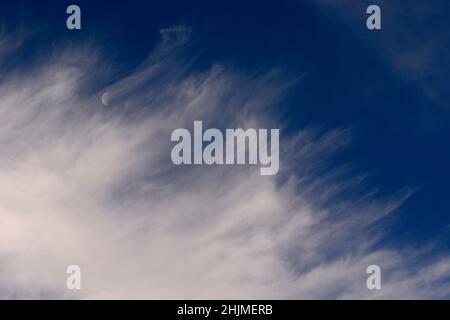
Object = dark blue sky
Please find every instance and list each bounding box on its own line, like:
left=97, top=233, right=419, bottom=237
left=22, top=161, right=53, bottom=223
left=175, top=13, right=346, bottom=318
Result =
left=2, top=0, right=450, bottom=252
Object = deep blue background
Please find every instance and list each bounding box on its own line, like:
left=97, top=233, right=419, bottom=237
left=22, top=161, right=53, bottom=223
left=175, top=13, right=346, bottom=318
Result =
left=1, top=0, right=449, bottom=252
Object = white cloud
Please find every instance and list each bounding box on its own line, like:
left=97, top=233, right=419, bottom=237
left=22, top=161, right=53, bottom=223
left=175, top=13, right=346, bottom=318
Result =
left=0, top=26, right=449, bottom=299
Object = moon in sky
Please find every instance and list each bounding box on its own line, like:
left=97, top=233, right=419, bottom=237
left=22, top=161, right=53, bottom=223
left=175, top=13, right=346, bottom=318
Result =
left=101, top=92, right=111, bottom=106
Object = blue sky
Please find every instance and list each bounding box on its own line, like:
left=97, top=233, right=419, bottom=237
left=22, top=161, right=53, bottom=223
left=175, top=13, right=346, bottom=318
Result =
left=1, top=0, right=450, bottom=298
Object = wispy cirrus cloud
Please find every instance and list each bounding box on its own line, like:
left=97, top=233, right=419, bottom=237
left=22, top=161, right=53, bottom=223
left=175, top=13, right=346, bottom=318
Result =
left=309, top=0, right=450, bottom=107
left=0, top=27, right=449, bottom=299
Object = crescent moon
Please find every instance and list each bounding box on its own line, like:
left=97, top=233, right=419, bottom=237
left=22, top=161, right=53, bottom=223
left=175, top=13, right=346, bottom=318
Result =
left=101, top=92, right=111, bottom=106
